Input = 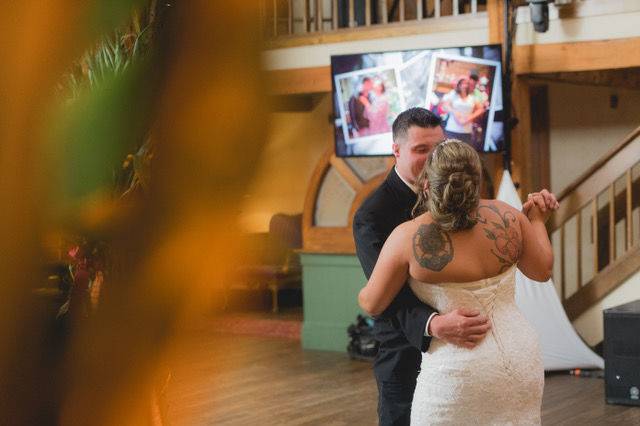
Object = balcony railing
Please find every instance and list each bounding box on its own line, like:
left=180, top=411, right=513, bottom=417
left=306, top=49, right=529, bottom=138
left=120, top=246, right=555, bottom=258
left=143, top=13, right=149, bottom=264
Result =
left=261, top=0, right=485, bottom=39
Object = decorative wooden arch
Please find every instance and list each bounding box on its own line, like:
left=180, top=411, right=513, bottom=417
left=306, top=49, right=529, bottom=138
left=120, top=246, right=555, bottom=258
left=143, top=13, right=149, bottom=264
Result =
left=302, top=147, right=394, bottom=254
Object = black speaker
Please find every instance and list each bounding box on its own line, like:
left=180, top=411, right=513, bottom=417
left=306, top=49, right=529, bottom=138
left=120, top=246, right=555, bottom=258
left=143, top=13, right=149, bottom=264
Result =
left=604, top=299, right=640, bottom=406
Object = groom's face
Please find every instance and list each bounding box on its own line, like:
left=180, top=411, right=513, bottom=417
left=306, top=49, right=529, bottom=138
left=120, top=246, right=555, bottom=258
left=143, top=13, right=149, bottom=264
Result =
left=393, top=125, right=445, bottom=185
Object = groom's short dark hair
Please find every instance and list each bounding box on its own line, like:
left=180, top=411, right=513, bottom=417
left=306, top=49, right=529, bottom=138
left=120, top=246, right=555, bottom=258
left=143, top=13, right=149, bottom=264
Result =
left=392, top=107, right=442, bottom=143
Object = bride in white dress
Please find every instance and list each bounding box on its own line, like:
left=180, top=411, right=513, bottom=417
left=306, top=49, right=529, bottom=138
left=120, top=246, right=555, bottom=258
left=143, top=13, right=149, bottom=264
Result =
left=358, top=140, right=555, bottom=425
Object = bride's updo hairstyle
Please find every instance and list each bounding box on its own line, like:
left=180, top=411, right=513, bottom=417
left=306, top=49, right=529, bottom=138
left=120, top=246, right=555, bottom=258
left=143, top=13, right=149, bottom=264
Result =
left=412, top=139, right=481, bottom=232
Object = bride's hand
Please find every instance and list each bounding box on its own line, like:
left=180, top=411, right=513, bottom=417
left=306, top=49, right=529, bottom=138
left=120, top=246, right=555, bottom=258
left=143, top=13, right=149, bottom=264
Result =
left=522, top=189, right=559, bottom=221
left=525, top=193, right=552, bottom=223
left=428, top=308, right=491, bottom=349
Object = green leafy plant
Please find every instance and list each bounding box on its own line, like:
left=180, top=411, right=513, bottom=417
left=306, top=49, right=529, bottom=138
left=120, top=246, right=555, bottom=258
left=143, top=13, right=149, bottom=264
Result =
left=56, top=7, right=157, bottom=201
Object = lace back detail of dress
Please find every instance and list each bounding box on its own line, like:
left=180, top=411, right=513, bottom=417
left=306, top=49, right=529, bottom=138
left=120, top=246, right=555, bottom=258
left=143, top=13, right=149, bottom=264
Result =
left=408, top=265, right=544, bottom=425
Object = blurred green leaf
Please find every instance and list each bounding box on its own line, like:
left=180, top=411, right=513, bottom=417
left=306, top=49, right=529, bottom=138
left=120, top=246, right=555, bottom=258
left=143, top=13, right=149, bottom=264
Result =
left=48, top=2, right=158, bottom=222
left=52, top=59, right=154, bottom=204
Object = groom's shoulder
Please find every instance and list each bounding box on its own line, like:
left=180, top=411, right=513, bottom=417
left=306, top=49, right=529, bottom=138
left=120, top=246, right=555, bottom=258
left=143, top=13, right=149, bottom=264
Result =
left=355, top=178, right=395, bottom=218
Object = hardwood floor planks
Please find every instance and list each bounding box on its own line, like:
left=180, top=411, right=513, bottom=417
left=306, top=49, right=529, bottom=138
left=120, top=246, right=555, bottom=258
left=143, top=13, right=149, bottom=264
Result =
left=167, top=325, right=639, bottom=425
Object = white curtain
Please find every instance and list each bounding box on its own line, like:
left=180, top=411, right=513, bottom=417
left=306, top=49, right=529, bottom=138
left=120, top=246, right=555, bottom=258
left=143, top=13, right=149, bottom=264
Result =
left=496, top=170, right=604, bottom=371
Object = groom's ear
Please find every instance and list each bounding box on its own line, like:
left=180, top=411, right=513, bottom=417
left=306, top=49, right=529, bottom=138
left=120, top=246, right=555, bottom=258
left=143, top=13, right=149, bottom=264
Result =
left=392, top=142, right=400, bottom=159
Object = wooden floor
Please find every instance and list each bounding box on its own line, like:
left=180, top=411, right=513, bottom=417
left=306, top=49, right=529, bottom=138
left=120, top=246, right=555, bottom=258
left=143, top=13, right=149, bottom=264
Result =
left=166, top=320, right=640, bottom=425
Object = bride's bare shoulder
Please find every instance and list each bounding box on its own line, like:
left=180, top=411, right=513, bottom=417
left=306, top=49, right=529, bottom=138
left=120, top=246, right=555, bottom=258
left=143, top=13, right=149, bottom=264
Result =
left=394, top=213, right=435, bottom=235
left=476, top=199, right=523, bottom=223
left=387, top=214, right=434, bottom=246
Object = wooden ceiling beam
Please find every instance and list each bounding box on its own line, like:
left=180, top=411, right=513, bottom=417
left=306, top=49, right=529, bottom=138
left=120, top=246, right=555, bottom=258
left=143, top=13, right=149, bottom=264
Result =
left=533, top=67, right=640, bottom=90
left=514, top=37, right=640, bottom=75
left=267, top=66, right=331, bottom=96
left=529, top=68, right=640, bottom=90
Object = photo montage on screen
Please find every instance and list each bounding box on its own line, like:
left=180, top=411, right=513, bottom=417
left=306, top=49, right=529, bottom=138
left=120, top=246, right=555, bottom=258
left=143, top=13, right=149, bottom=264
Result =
left=331, top=45, right=504, bottom=157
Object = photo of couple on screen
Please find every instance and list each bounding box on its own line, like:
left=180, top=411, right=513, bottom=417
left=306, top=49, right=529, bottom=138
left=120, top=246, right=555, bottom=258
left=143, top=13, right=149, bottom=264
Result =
left=332, top=45, right=503, bottom=157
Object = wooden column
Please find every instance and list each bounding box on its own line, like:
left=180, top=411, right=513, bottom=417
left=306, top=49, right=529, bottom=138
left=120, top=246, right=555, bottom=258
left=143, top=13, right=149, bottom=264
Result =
left=486, top=0, right=509, bottom=195
left=529, top=85, right=551, bottom=191
left=487, top=0, right=504, bottom=45
left=511, top=76, right=533, bottom=197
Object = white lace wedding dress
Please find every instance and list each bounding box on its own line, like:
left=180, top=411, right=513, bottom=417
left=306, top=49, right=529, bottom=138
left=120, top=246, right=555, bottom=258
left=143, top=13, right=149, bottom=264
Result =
left=409, top=265, right=544, bottom=425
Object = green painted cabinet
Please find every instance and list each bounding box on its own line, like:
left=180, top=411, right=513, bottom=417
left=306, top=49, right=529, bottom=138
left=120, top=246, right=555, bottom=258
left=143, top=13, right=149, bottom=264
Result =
left=300, top=253, right=367, bottom=352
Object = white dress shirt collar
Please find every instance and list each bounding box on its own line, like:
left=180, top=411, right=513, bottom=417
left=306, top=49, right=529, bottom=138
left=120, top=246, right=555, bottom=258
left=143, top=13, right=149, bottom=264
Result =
left=394, top=166, right=418, bottom=194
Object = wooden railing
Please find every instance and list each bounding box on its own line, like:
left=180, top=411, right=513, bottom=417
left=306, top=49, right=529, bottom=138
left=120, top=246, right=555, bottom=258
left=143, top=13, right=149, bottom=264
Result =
left=261, top=0, right=484, bottom=39
left=550, top=126, right=640, bottom=320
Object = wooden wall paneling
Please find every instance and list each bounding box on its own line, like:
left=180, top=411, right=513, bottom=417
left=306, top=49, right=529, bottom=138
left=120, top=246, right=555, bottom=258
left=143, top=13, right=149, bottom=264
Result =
left=267, top=66, right=332, bottom=95
left=304, top=227, right=357, bottom=253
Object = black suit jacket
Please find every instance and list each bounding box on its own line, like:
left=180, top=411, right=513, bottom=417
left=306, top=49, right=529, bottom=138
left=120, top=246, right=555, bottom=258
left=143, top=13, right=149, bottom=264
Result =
left=353, top=168, right=437, bottom=381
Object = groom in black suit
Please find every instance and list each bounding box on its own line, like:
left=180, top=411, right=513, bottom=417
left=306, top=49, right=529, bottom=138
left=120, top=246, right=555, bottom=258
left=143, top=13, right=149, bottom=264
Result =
left=353, top=108, right=492, bottom=425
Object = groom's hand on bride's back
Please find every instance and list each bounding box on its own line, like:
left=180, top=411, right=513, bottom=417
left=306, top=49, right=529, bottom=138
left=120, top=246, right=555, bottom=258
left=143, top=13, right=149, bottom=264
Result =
left=428, top=308, right=491, bottom=349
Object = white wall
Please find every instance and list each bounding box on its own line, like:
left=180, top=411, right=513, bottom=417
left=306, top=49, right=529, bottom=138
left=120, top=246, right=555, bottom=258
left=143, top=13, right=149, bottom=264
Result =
left=548, top=82, right=640, bottom=194
left=239, top=95, right=331, bottom=233
left=573, top=269, right=640, bottom=346
left=515, top=0, right=640, bottom=46
left=546, top=81, right=640, bottom=345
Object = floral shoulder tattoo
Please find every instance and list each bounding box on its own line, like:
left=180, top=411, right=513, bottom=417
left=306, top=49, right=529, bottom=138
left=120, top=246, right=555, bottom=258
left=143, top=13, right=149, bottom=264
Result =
left=474, top=204, right=521, bottom=272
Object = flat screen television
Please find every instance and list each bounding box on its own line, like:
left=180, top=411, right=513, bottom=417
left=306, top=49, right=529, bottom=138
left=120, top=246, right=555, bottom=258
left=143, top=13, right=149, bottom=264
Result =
left=331, top=44, right=505, bottom=157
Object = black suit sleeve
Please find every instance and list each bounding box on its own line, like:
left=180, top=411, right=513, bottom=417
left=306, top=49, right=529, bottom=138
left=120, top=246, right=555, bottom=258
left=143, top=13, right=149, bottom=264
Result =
left=353, top=208, right=437, bottom=353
